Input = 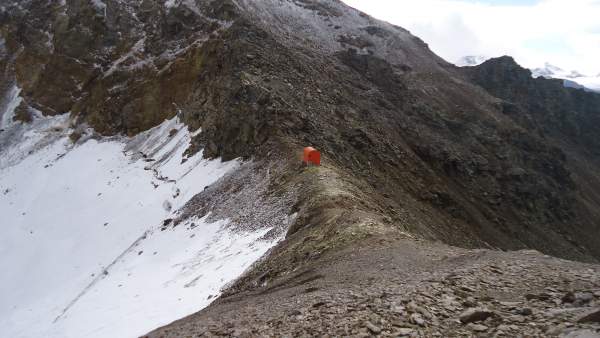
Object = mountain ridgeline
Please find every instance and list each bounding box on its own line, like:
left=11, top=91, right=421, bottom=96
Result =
left=3, top=1, right=600, bottom=336
left=2, top=0, right=600, bottom=273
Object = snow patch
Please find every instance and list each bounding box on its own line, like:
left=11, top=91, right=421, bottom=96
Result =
left=90, top=0, right=106, bottom=16
left=0, top=113, right=281, bottom=338
left=0, top=85, right=22, bottom=129
left=103, top=38, right=148, bottom=77
left=164, top=0, right=201, bottom=15
left=165, top=0, right=177, bottom=9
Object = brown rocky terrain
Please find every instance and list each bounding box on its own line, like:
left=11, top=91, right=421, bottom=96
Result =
left=146, top=235, right=600, bottom=337
left=2, top=0, right=600, bottom=336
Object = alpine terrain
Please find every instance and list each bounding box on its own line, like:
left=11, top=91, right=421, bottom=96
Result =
left=1, top=0, right=600, bottom=337
left=458, top=56, right=600, bottom=93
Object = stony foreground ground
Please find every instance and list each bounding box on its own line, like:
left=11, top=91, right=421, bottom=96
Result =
left=146, top=236, right=600, bottom=337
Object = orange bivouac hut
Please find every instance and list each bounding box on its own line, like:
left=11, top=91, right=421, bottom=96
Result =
left=303, top=147, right=321, bottom=166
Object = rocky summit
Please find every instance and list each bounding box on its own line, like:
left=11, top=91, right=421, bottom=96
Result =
left=1, top=0, right=600, bottom=337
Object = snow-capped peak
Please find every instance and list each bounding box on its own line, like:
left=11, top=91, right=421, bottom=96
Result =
left=532, top=62, right=569, bottom=79
left=454, top=55, right=489, bottom=67
left=531, top=62, right=600, bottom=92
left=456, top=55, right=600, bottom=93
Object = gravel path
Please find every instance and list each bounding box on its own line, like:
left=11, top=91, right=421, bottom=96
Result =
left=145, top=236, right=600, bottom=337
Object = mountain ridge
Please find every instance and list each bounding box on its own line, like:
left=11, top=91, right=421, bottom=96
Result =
left=455, top=55, right=600, bottom=93
left=1, top=1, right=600, bottom=337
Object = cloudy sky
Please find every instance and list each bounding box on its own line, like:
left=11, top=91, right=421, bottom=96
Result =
left=342, top=0, right=600, bottom=75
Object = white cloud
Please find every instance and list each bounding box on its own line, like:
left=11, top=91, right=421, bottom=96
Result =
left=342, top=0, right=600, bottom=75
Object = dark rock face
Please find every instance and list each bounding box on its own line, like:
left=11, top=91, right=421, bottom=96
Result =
left=459, top=308, right=494, bottom=323
left=463, top=56, right=600, bottom=259
left=464, top=56, right=600, bottom=158
left=1, top=0, right=239, bottom=134
left=2, top=0, right=600, bottom=263
left=578, top=309, right=600, bottom=323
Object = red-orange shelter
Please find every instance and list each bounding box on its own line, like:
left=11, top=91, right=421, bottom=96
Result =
left=303, top=147, right=321, bottom=166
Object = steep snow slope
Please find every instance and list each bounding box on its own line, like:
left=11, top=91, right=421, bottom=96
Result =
left=0, top=87, right=281, bottom=338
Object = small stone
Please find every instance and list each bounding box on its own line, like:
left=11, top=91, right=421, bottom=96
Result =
left=407, top=302, right=433, bottom=319
left=460, top=308, right=494, bottom=324
left=468, top=323, right=488, bottom=332
left=288, top=309, right=302, bottom=316
left=507, top=314, right=526, bottom=323
left=391, top=305, right=405, bottom=314
left=232, top=328, right=249, bottom=337
left=365, top=321, right=381, bottom=334
left=576, top=292, right=594, bottom=304
left=410, top=313, right=426, bottom=327
left=499, top=301, right=521, bottom=308
left=545, top=324, right=566, bottom=336
left=562, top=291, right=595, bottom=306
left=516, top=308, right=533, bottom=316
left=577, top=309, right=600, bottom=323
left=496, top=324, right=511, bottom=331
left=462, top=297, right=477, bottom=308
left=562, top=292, right=577, bottom=303
left=461, top=285, right=476, bottom=293
left=395, top=328, right=415, bottom=336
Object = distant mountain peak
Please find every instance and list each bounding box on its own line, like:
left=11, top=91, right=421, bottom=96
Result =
left=532, top=62, right=590, bottom=79
left=456, top=56, right=598, bottom=92
left=530, top=62, right=599, bottom=92
left=455, top=55, right=489, bottom=67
